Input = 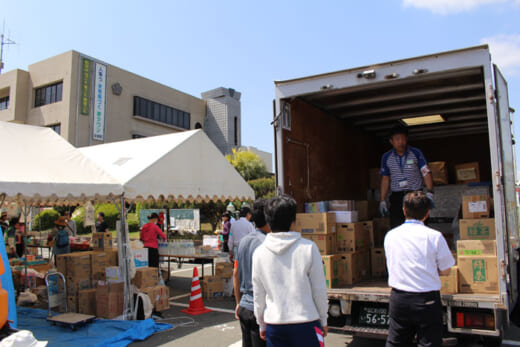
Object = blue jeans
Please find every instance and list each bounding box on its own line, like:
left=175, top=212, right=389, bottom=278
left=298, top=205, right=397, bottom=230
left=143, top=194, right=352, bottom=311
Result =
left=266, top=320, right=324, bottom=347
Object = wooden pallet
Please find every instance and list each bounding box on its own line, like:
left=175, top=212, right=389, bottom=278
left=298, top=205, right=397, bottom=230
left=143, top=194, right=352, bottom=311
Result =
left=47, top=313, right=96, bottom=331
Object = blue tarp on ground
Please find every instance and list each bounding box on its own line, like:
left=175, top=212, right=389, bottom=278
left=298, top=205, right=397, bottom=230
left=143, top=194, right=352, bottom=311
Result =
left=0, top=234, right=16, bottom=328
left=17, top=307, right=172, bottom=347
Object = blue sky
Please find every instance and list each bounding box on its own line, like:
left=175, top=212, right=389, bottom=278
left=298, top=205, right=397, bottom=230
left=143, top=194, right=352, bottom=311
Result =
left=2, top=0, right=520, bottom=168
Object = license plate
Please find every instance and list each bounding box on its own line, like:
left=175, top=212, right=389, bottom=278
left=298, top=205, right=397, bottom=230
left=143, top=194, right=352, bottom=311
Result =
left=358, top=306, right=390, bottom=327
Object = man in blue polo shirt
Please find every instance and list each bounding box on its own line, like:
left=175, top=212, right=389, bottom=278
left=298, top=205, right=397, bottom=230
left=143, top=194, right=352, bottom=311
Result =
left=379, top=124, right=434, bottom=228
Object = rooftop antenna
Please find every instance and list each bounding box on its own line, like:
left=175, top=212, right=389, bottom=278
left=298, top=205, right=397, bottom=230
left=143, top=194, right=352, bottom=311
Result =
left=0, top=21, right=16, bottom=74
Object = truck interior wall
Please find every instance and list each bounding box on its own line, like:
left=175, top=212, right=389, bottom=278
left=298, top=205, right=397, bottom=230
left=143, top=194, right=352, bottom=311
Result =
left=413, top=133, right=492, bottom=183
left=284, top=99, right=379, bottom=211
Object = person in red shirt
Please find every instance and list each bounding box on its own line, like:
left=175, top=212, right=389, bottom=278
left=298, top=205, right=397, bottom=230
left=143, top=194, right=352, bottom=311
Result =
left=140, top=213, right=166, bottom=268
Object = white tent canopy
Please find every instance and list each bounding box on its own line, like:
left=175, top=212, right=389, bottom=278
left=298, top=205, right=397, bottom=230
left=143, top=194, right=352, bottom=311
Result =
left=0, top=122, right=123, bottom=205
left=79, top=129, right=255, bottom=202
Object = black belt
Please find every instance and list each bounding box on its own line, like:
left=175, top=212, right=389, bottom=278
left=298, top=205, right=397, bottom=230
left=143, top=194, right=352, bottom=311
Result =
left=392, top=288, right=439, bottom=295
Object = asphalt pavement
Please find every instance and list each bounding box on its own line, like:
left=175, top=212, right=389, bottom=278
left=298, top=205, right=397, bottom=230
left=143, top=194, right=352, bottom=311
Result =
left=130, top=263, right=520, bottom=347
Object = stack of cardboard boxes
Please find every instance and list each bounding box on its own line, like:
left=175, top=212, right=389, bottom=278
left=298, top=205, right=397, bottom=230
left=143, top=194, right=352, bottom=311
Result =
left=201, top=262, right=233, bottom=300
left=452, top=194, right=497, bottom=295
left=56, top=247, right=116, bottom=317
left=294, top=204, right=383, bottom=288
left=133, top=267, right=170, bottom=312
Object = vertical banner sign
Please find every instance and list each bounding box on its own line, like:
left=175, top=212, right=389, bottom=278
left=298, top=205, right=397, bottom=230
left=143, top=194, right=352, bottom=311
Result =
left=79, top=57, right=92, bottom=115
left=93, top=63, right=107, bottom=141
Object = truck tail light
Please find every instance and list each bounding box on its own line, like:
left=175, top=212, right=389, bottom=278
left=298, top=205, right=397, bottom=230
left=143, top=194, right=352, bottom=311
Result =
left=452, top=309, right=495, bottom=330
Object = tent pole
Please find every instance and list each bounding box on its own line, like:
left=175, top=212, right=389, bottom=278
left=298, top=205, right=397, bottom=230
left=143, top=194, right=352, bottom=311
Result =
left=23, top=200, right=30, bottom=291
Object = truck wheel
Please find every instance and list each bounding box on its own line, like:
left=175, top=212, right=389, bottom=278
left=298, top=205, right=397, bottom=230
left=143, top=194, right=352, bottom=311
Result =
left=481, top=336, right=502, bottom=347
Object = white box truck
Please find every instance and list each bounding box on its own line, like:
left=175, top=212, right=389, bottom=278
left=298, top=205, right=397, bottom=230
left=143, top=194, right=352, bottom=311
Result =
left=272, top=45, right=518, bottom=345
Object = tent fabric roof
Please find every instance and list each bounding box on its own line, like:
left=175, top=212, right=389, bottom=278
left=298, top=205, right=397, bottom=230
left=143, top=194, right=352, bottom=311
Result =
left=0, top=122, right=123, bottom=205
left=79, top=130, right=255, bottom=202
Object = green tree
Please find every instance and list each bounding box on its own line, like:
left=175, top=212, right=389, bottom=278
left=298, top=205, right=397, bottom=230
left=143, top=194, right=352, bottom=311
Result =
left=226, top=149, right=269, bottom=181
left=248, top=177, right=276, bottom=199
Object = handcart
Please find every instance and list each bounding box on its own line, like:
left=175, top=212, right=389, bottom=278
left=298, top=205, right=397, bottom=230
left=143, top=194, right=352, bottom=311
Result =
left=45, top=271, right=95, bottom=331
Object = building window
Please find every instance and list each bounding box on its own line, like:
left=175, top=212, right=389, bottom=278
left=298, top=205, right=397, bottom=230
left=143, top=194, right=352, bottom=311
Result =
left=48, top=124, right=61, bottom=135
left=234, top=117, right=238, bottom=146
left=0, top=96, right=8, bottom=110
left=133, top=96, right=190, bottom=130
left=35, top=81, right=63, bottom=107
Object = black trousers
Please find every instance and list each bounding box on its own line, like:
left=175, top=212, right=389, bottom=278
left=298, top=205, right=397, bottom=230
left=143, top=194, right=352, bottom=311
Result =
left=386, top=289, right=442, bottom=347
left=238, top=306, right=266, bottom=347
left=389, top=191, right=411, bottom=229
left=147, top=247, right=159, bottom=268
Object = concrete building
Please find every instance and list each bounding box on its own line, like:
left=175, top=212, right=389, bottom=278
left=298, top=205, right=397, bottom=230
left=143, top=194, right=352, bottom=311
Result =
left=0, top=50, right=241, bottom=151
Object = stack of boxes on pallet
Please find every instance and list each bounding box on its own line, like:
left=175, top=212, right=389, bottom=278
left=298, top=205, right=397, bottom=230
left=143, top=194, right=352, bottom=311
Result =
left=451, top=194, right=498, bottom=294
left=297, top=200, right=391, bottom=288
left=201, top=262, right=233, bottom=299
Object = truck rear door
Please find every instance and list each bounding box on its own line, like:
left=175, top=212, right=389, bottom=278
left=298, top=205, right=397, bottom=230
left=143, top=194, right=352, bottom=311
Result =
left=494, top=65, right=519, bottom=312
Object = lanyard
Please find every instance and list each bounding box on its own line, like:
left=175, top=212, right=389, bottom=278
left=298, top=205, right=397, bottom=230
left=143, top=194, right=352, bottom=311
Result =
left=404, top=220, right=424, bottom=225
left=394, top=149, right=408, bottom=175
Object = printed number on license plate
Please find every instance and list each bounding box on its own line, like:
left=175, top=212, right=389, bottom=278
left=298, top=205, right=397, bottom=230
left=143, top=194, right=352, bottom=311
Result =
left=359, top=306, right=389, bottom=326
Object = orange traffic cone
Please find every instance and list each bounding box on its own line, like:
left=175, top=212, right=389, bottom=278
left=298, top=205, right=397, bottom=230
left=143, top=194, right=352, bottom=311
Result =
left=181, top=267, right=212, bottom=315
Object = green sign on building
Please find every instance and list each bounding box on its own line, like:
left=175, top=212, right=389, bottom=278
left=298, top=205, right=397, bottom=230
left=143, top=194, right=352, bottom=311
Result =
left=80, top=57, right=92, bottom=115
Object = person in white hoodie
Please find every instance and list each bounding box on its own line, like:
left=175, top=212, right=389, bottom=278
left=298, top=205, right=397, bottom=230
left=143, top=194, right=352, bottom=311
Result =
left=252, top=195, right=328, bottom=346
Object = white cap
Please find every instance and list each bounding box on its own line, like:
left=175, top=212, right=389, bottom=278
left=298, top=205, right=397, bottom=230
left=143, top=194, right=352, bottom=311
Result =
left=0, top=330, right=48, bottom=347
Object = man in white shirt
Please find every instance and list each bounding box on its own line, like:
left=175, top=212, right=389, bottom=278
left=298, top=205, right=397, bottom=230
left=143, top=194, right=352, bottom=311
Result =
left=384, top=191, right=454, bottom=347
left=252, top=195, right=328, bottom=346
left=228, top=207, right=255, bottom=260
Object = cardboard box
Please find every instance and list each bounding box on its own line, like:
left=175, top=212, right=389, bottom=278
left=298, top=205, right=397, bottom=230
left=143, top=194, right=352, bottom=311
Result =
left=368, top=168, right=380, bottom=190
left=371, top=218, right=390, bottom=248
left=133, top=267, right=159, bottom=289
left=322, top=255, right=342, bottom=288
left=142, top=287, right=157, bottom=307
left=430, top=161, right=449, bottom=185
left=215, top=262, right=234, bottom=278
left=66, top=277, right=91, bottom=296
left=91, top=252, right=108, bottom=281
left=371, top=248, right=387, bottom=278
left=458, top=256, right=498, bottom=294
left=96, top=281, right=124, bottom=319
left=303, top=234, right=336, bottom=255
left=56, top=254, right=67, bottom=276
left=459, top=219, right=496, bottom=240
left=132, top=248, right=149, bottom=268
left=355, top=201, right=379, bottom=221
left=336, top=222, right=370, bottom=253
left=328, top=200, right=355, bottom=212
left=105, top=249, right=118, bottom=266
left=78, top=289, right=97, bottom=315
left=92, top=232, right=113, bottom=250
left=457, top=240, right=496, bottom=257
left=462, top=195, right=491, bottom=219
left=202, top=276, right=225, bottom=299
left=106, top=266, right=123, bottom=283
left=294, top=213, right=336, bottom=234
left=67, top=295, right=78, bottom=313
left=153, top=285, right=170, bottom=311
left=440, top=266, right=458, bottom=294
left=456, top=162, right=480, bottom=184
left=334, top=211, right=358, bottom=223
left=337, top=250, right=370, bottom=286
left=66, top=253, right=91, bottom=279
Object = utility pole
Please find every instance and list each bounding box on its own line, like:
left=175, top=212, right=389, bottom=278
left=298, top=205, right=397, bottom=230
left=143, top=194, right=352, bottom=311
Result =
left=0, top=24, right=16, bottom=74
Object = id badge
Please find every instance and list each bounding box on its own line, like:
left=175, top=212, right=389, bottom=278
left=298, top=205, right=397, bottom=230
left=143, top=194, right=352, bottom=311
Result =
left=399, top=179, right=409, bottom=189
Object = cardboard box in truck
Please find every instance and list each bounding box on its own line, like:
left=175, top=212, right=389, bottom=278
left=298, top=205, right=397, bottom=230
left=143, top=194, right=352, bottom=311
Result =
left=457, top=240, right=496, bottom=257
left=322, top=255, right=342, bottom=288
left=338, top=250, right=370, bottom=286
left=371, top=248, right=387, bottom=278
left=430, top=161, right=449, bottom=185
left=459, top=219, right=496, bottom=240
left=462, top=195, right=491, bottom=219
left=294, top=213, right=336, bottom=234
left=371, top=218, right=390, bottom=248
left=303, top=234, right=336, bottom=255
left=456, top=162, right=480, bottom=184
left=336, top=222, right=370, bottom=253
left=458, top=256, right=498, bottom=294
left=355, top=200, right=379, bottom=221
left=440, top=266, right=458, bottom=294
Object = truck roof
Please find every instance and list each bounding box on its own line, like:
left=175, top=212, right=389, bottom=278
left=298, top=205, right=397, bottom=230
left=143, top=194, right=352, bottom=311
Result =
left=274, top=44, right=490, bottom=85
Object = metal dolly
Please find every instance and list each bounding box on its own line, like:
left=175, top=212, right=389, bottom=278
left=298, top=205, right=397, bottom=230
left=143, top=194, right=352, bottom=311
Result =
left=45, top=271, right=95, bottom=331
